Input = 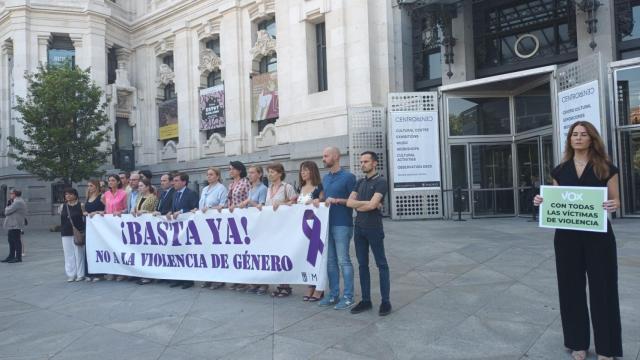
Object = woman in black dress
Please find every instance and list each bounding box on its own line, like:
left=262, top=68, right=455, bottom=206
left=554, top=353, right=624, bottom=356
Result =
left=83, top=180, right=105, bottom=281
left=534, top=121, right=622, bottom=360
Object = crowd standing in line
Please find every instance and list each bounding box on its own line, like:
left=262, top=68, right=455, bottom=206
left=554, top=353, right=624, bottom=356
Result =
left=3, top=148, right=393, bottom=317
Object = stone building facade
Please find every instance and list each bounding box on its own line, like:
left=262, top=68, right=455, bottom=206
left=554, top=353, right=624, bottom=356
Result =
left=0, top=0, right=405, bottom=224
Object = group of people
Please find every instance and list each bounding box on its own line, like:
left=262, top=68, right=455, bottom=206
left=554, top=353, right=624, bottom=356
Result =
left=3, top=120, right=624, bottom=358
left=57, top=147, right=393, bottom=316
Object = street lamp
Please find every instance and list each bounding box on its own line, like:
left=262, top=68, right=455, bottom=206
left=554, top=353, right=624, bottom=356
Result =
left=573, top=0, right=602, bottom=50
left=397, top=0, right=459, bottom=79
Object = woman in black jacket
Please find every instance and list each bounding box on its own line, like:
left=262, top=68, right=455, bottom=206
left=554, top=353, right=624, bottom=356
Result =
left=60, top=188, right=86, bottom=282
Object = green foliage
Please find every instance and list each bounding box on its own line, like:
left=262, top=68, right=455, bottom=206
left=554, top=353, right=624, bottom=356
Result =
left=8, top=64, right=111, bottom=185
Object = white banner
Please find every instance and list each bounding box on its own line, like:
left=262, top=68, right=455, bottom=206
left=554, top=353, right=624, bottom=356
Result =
left=557, top=80, right=601, bottom=152
left=86, top=205, right=329, bottom=288
left=390, top=111, right=441, bottom=189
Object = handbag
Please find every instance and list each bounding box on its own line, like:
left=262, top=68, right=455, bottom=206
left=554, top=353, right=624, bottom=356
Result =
left=65, top=203, right=86, bottom=246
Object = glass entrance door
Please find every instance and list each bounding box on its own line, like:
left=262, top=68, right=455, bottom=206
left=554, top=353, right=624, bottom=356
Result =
left=515, top=135, right=555, bottom=216
left=516, top=139, right=539, bottom=215
left=470, top=143, right=515, bottom=217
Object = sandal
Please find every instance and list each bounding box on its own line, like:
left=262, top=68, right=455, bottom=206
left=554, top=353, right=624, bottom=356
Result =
left=303, top=287, right=315, bottom=301
left=308, top=295, right=323, bottom=302
left=271, top=286, right=292, bottom=297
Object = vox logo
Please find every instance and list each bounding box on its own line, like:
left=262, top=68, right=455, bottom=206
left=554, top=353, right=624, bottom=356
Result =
left=561, top=191, right=584, bottom=201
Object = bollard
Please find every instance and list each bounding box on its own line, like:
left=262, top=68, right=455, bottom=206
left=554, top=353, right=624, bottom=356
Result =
left=454, top=187, right=466, bottom=222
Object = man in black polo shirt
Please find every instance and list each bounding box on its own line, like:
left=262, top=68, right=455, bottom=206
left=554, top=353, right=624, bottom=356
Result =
left=347, top=151, right=391, bottom=316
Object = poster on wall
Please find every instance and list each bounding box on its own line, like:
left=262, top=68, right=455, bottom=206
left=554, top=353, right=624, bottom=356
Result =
left=200, top=85, right=225, bottom=130
left=557, top=80, right=601, bottom=152
left=158, top=98, right=178, bottom=140
left=390, top=111, right=441, bottom=188
left=251, top=72, right=279, bottom=121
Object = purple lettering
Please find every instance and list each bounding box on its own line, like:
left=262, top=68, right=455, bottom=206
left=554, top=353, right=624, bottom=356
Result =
left=205, top=218, right=223, bottom=245
left=156, top=222, right=169, bottom=245
left=126, top=222, right=143, bottom=245
left=170, top=222, right=184, bottom=246
left=144, top=222, right=159, bottom=245
left=185, top=220, right=202, bottom=245
left=226, top=218, right=243, bottom=245
left=271, top=255, right=282, bottom=272
left=282, top=256, right=293, bottom=271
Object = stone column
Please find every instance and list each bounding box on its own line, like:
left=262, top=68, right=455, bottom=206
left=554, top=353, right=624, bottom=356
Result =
left=37, top=35, right=49, bottom=66
left=0, top=42, right=13, bottom=167
left=444, top=0, right=475, bottom=84
left=220, top=6, right=246, bottom=156
left=136, top=45, right=159, bottom=165
left=10, top=27, right=30, bottom=142
left=115, top=48, right=132, bottom=87
left=173, top=26, right=198, bottom=162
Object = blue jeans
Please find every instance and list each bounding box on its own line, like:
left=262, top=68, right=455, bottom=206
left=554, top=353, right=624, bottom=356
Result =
left=354, top=225, right=390, bottom=303
left=326, top=226, right=354, bottom=300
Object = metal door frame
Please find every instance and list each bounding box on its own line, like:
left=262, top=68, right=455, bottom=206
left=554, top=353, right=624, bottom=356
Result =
left=468, top=141, right=517, bottom=218
left=610, top=59, right=640, bottom=217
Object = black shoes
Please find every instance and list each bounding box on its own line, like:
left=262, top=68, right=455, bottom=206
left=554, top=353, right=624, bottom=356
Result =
left=350, top=301, right=373, bottom=314
left=350, top=300, right=392, bottom=316
left=1, top=257, right=14, bottom=263
left=379, top=301, right=392, bottom=316
left=7, top=258, right=22, bottom=263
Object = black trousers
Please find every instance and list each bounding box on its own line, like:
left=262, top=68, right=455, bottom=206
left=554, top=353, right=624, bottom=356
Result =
left=554, top=226, right=622, bottom=357
left=7, top=229, right=22, bottom=260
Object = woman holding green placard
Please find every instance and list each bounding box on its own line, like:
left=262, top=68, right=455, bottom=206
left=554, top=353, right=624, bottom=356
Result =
left=533, top=121, right=621, bottom=360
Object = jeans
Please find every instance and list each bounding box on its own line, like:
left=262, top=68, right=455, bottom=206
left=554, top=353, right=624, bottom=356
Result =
left=354, top=225, right=390, bottom=303
left=326, top=226, right=354, bottom=299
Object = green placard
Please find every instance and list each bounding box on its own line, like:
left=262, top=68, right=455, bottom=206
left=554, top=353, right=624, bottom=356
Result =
left=539, top=185, right=608, bottom=233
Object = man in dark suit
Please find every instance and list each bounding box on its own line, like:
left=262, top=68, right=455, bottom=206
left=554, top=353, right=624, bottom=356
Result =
left=139, top=172, right=175, bottom=286
left=167, top=172, right=199, bottom=289
left=154, top=173, right=175, bottom=215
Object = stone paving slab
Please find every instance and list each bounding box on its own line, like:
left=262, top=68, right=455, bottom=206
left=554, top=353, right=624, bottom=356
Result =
left=0, top=218, right=638, bottom=359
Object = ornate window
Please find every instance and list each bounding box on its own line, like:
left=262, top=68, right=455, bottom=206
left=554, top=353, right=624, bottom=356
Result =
left=615, top=0, right=640, bottom=59
left=48, top=35, right=75, bottom=67
left=473, top=0, right=577, bottom=77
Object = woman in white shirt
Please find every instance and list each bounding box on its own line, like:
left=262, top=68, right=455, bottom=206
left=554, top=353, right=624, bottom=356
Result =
left=198, top=167, right=228, bottom=211
left=266, top=162, right=298, bottom=298
left=196, top=167, right=228, bottom=290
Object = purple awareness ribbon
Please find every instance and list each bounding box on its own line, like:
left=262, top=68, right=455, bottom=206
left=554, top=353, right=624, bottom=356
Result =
left=302, top=209, right=324, bottom=266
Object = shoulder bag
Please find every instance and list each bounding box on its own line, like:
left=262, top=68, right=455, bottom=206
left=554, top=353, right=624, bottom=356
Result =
left=65, top=203, right=85, bottom=246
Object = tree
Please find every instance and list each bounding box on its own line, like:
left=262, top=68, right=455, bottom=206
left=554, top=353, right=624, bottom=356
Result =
left=8, top=63, right=111, bottom=185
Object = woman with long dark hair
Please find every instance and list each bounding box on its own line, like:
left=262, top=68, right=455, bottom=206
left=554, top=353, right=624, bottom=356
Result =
left=534, top=121, right=622, bottom=360
left=297, top=161, right=324, bottom=302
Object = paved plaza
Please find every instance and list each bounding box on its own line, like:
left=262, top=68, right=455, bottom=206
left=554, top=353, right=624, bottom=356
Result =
left=0, top=218, right=638, bottom=360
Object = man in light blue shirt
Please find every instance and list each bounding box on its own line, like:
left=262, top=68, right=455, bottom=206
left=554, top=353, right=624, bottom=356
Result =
left=315, top=147, right=357, bottom=310
left=126, top=172, right=140, bottom=213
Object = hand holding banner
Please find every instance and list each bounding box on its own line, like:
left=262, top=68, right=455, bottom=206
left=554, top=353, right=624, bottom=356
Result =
left=539, top=185, right=608, bottom=233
